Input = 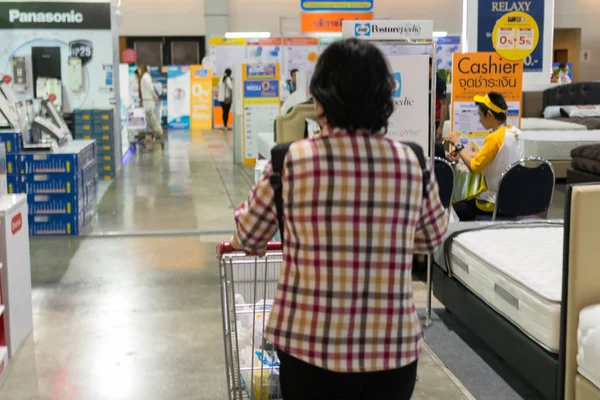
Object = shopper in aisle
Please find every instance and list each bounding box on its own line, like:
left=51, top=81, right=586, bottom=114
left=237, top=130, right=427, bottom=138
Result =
left=231, top=38, right=448, bottom=400
left=137, top=65, right=163, bottom=141
left=446, top=92, right=524, bottom=221
left=217, top=68, right=233, bottom=131
left=287, top=68, right=298, bottom=94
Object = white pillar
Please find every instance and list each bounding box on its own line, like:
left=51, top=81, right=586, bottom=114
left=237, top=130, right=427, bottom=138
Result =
left=205, top=0, right=228, bottom=55
left=462, top=0, right=555, bottom=90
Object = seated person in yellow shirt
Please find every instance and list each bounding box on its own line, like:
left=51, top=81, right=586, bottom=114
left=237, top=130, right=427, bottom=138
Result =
left=445, top=92, right=524, bottom=221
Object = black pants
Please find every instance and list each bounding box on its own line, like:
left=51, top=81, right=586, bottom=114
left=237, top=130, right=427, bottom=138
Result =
left=277, top=350, right=418, bottom=400
left=221, top=102, right=231, bottom=128
left=453, top=199, right=493, bottom=221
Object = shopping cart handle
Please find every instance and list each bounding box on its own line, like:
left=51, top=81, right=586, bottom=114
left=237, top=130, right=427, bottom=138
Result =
left=217, top=241, right=283, bottom=257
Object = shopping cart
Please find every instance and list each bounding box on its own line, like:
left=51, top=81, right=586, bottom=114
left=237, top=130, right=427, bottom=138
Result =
left=217, top=242, right=283, bottom=400
left=126, top=102, right=165, bottom=151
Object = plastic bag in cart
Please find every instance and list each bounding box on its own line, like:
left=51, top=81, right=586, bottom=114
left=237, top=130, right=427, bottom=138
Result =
left=126, top=107, right=147, bottom=131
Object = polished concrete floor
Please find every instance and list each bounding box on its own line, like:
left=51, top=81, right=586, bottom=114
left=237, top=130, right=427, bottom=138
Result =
left=5, top=129, right=564, bottom=399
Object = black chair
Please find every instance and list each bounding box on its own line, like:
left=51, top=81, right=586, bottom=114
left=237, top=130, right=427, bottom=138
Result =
left=434, top=157, right=455, bottom=209
left=477, top=157, right=555, bottom=221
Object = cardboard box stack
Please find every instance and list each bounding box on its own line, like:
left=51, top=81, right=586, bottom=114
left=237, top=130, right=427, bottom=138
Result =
left=74, top=109, right=116, bottom=181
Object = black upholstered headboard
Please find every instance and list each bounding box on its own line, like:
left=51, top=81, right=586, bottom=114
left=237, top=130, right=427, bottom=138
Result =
left=543, top=82, right=600, bottom=109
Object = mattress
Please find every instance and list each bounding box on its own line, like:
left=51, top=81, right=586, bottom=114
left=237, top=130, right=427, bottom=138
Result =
left=442, top=118, right=587, bottom=134
left=521, top=130, right=600, bottom=160
left=578, top=304, right=600, bottom=390
left=552, top=117, right=600, bottom=130
left=449, top=225, right=564, bottom=352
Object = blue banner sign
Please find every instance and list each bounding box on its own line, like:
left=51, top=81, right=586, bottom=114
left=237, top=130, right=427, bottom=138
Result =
left=477, top=0, right=544, bottom=72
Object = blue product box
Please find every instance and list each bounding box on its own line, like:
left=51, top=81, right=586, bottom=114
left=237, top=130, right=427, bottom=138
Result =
left=22, top=161, right=96, bottom=194
left=93, top=123, right=113, bottom=135
left=84, top=179, right=98, bottom=207
left=98, top=162, right=115, bottom=174
left=93, top=133, right=113, bottom=145
left=28, top=193, right=85, bottom=216
left=97, top=153, right=113, bottom=163
left=29, top=212, right=86, bottom=236
left=20, top=140, right=96, bottom=174
left=74, top=123, right=93, bottom=136
left=97, top=144, right=113, bottom=155
left=92, top=109, right=114, bottom=123
left=7, top=174, right=22, bottom=194
left=6, top=154, right=19, bottom=174
left=0, top=132, right=22, bottom=154
left=74, top=109, right=93, bottom=124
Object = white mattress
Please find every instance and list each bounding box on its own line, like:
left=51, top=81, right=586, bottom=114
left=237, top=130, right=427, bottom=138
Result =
left=578, top=304, right=600, bottom=390
left=449, top=226, right=564, bottom=352
left=522, top=130, right=600, bottom=160
left=442, top=117, right=587, bottom=134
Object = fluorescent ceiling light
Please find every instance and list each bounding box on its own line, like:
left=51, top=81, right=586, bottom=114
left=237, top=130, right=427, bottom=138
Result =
left=433, top=31, right=448, bottom=37
left=225, top=32, right=271, bottom=39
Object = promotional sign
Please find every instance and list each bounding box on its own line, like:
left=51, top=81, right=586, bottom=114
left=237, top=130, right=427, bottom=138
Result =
left=167, top=66, right=191, bottom=130
left=435, top=36, right=461, bottom=86
left=242, top=63, right=281, bottom=165
left=209, top=37, right=247, bottom=77
left=0, top=1, right=114, bottom=112
left=301, top=0, right=374, bottom=11
left=301, top=12, right=373, bottom=33
left=283, top=38, right=320, bottom=82
left=246, top=38, right=283, bottom=64
left=149, top=66, right=168, bottom=126
left=492, top=11, right=540, bottom=61
left=551, top=62, right=573, bottom=84
left=386, top=55, right=431, bottom=151
left=342, top=20, right=434, bottom=41
left=477, top=0, right=544, bottom=72
left=451, top=52, right=523, bottom=149
left=190, top=65, right=213, bottom=131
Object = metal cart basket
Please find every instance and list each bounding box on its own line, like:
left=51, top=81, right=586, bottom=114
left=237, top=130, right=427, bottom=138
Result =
left=217, top=242, right=283, bottom=400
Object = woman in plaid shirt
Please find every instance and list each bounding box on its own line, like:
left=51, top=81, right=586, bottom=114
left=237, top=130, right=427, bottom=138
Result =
left=232, top=39, right=448, bottom=400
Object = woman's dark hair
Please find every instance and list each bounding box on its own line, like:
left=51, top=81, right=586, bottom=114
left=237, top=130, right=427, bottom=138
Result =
left=223, top=68, right=232, bottom=82
left=478, top=91, right=508, bottom=123
left=309, top=38, right=395, bottom=133
left=558, top=62, right=567, bottom=69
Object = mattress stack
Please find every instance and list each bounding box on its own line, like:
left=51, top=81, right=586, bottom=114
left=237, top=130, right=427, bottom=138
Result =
left=578, top=304, right=600, bottom=390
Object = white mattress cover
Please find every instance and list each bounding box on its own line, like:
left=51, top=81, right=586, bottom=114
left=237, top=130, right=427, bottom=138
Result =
left=522, top=130, right=600, bottom=160
left=450, top=226, right=564, bottom=352
left=578, top=304, right=600, bottom=390
left=442, top=118, right=587, bottom=134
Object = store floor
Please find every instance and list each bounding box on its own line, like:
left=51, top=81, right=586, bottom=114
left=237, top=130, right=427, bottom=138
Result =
left=1, top=130, right=567, bottom=399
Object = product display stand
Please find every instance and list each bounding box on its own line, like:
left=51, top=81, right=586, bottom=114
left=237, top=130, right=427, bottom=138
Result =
left=0, top=194, right=32, bottom=359
left=343, top=20, right=438, bottom=327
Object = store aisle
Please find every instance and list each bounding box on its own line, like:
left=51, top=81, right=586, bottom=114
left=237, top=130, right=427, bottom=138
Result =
left=92, top=130, right=254, bottom=235
left=0, top=130, right=475, bottom=399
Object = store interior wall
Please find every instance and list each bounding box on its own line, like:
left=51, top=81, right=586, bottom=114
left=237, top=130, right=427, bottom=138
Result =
left=117, top=0, right=206, bottom=36
left=553, top=29, right=582, bottom=82
left=554, top=0, right=600, bottom=82
left=227, top=0, right=463, bottom=35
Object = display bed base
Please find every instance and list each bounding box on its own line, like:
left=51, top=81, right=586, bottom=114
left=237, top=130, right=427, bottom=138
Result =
left=433, top=265, right=560, bottom=400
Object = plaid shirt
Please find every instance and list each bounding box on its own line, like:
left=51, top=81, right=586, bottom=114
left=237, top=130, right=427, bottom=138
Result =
left=234, top=132, right=448, bottom=373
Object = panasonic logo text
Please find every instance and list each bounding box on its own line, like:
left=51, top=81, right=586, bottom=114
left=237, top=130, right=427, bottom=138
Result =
left=9, top=9, right=84, bottom=24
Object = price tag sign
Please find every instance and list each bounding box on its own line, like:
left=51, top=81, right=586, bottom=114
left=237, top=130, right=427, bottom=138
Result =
left=69, top=40, right=93, bottom=65
left=492, top=12, right=539, bottom=61
left=496, top=28, right=515, bottom=50
left=516, top=28, right=535, bottom=50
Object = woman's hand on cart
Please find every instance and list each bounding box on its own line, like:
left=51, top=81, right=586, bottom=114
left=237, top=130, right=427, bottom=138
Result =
left=216, top=238, right=281, bottom=258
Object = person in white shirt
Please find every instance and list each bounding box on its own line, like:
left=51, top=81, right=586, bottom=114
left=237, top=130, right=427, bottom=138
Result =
left=137, top=65, right=162, bottom=140
left=217, top=68, right=233, bottom=131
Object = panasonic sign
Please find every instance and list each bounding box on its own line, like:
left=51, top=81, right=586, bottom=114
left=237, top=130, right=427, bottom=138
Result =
left=9, top=9, right=84, bottom=24
left=0, top=2, right=111, bottom=30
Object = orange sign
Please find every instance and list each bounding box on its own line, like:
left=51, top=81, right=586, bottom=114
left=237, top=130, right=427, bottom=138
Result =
left=284, top=37, right=319, bottom=46
left=246, top=38, right=283, bottom=46
left=190, top=65, right=213, bottom=131
left=301, top=12, right=373, bottom=33
left=451, top=52, right=523, bottom=135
